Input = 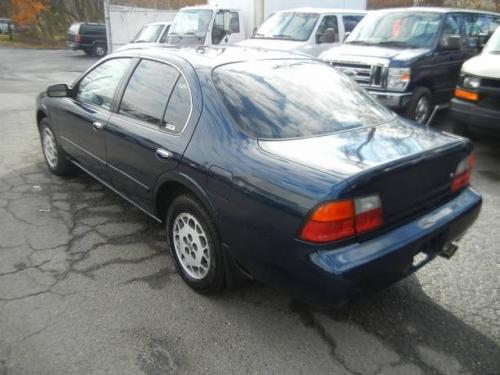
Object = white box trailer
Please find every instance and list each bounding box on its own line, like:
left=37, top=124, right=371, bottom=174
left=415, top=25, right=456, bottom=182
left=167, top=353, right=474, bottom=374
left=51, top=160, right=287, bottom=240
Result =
left=104, top=3, right=177, bottom=52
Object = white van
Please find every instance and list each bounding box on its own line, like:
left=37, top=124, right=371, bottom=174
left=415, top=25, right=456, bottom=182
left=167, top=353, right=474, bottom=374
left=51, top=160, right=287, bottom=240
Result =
left=237, top=8, right=366, bottom=56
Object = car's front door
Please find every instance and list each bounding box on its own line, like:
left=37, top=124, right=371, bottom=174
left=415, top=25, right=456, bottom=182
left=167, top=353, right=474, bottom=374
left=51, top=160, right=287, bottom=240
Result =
left=59, top=58, right=132, bottom=180
left=106, top=58, right=196, bottom=211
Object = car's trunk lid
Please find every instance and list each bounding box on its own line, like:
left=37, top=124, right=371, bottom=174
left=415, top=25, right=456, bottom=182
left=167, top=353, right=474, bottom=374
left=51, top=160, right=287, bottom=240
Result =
left=258, top=119, right=472, bottom=229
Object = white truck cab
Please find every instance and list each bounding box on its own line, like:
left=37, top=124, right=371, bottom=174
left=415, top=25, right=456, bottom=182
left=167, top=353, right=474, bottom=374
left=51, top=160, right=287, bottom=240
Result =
left=237, top=8, right=366, bottom=57
left=167, top=6, right=247, bottom=46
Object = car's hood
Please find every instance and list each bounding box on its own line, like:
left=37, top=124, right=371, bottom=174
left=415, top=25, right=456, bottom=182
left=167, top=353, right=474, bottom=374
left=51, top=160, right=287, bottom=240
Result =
left=321, top=44, right=430, bottom=64
left=258, top=118, right=462, bottom=179
left=462, top=53, right=500, bottom=79
left=237, top=38, right=305, bottom=52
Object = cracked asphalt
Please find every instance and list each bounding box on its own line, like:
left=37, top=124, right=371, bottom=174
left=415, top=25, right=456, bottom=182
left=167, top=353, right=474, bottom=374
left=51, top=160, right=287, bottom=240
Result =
left=0, top=46, right=499, bottom=375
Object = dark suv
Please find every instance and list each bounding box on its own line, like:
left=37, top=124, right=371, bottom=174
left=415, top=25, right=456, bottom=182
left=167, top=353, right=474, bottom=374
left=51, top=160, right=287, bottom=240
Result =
left=321, top=8, right=500, bottom=123
left=67, top=22, right=108, bottom=57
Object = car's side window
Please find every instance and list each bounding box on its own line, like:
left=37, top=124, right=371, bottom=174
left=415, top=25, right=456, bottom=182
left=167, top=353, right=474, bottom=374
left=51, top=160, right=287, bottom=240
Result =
left=316, top=15, right=339, bottom=43
left=343, top=15, right=364, bottom=33
left=119, top=59, right=179, bottom=127
left=159, top=25, right=170, bottom=43
left=440, top=14, right=462, bottom=48
left=163, top=76, right=191, bottom=134
left=76, top=58, right=131, bottom=111
left=212, top=10, right=225, bottom=44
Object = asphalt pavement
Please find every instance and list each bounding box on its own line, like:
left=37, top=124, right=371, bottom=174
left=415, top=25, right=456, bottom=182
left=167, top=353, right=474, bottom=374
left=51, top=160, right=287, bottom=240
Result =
left=0, top=46, right=499, bottom=375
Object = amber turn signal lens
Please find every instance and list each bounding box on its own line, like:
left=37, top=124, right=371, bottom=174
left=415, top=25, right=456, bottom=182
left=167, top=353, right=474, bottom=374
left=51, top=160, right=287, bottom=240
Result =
left=455, top=88, right=479, bottom=102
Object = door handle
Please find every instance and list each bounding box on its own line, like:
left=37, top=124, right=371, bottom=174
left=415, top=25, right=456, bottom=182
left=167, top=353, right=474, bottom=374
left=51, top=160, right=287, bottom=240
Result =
left=156, top=148, right=173, bottom=160
left=92, top=121, right=105, bottom=130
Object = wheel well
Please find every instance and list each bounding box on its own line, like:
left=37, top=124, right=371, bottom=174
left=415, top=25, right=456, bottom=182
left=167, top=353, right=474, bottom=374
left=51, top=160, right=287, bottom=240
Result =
left=155, top=181, right=193, bottom=221
left=36, top=110, right=47, bottom=129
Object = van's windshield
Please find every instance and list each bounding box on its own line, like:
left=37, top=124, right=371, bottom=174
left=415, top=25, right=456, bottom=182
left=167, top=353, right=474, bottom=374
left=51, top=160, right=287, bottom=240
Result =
left=169, top=9, right=212, bottom=40
left=253, top=12, right=320, bottom=42
left=346, top=11, right=443, bottom=49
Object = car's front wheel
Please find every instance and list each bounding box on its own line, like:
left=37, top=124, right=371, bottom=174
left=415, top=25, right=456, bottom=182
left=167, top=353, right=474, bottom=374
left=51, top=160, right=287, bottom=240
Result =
left=39, top=119, right=76, bottom=176
left=166, top=194, right=225, bottom=293
left=406, top=87, right=432, bottom=124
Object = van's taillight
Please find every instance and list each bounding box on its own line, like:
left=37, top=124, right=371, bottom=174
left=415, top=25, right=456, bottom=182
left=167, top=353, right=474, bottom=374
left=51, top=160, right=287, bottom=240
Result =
left=75, top=34, right=81, bottom=43
left=452, top=154, right=475, bottom=192
left=300, top=195, right=383, bottom=243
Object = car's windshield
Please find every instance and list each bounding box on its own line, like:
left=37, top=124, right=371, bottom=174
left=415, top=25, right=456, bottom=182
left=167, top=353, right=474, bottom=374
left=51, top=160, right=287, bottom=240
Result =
left=484, top=28, right=500, bottom=53
left=254, top=12, right=320, bottom=42
left=133, top=24, right=164, bottom=43
left=169, top=9, right=212, bottom=38
left=346, top=11, right=443, bottom=49
left=213, top=60, right=395, bottom=139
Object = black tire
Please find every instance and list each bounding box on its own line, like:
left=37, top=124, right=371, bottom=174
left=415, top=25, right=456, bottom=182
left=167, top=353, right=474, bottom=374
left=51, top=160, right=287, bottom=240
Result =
left=92, top=43, right=107, bottom=57
left=39, top=118, right=76, bottom=176
left=166, top=194, right=225, bottom=293
left=405, top=86, right=432, bottom=124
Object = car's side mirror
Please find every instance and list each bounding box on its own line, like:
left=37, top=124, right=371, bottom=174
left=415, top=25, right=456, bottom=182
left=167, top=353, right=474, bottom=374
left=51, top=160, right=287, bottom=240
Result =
left=440, top=35, right=461, bottom=50
left=343, top=32, right=351, bottom=42
left=47, top=84, right=69, bottom=98
left=317, top=28, right=337, bottom=44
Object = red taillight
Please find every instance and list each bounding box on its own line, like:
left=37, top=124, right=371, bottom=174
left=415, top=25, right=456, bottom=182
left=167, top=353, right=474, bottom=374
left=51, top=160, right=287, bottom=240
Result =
left=452, top=154, right=475, bottom=192
left=75, top=34, right=81, bottom=43
left=300, top=195, right=383, bottom=243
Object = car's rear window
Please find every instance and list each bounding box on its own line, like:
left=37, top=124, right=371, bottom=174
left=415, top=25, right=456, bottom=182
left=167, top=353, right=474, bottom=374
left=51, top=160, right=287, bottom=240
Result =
left=212, top=59, right=394, bottom=139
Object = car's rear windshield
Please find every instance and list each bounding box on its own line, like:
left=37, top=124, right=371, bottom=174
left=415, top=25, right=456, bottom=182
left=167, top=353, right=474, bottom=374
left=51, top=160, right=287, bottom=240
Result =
left=212, top=59, right=395, bottom=139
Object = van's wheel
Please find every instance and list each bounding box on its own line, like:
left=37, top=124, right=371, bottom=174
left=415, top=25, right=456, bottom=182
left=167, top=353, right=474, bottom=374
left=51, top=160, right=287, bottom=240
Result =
left=39, top=119, right=76, bottom=176
left=406, top=87, right=432, bottom=124
left=166, top=194, right=225, bottom=293
left=92, top=43, right=107, bottom=57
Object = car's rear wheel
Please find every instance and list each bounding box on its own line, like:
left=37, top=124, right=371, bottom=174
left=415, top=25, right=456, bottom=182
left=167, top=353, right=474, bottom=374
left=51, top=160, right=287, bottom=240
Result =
left=40, top=119, right=76, bottom=176
left=166, top=194, right=225, bottom=293
left=406, top=87, right=432, bottom=124
left=92, top=43, right=107, bottom=57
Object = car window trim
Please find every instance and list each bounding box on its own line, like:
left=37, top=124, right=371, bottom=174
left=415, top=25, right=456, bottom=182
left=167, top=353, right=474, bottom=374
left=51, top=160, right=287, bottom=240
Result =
left=73, top=56, right=136, bottom=114
left=114, top=56, right=194, bottom=137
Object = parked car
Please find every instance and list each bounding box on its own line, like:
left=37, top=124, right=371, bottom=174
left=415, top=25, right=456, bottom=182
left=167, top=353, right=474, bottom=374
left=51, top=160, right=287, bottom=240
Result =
left=237, top=8, right=365, bottom=57
left=451, top=26, right=500, bottom=137
left=321, top=8, right=500, bottom=123
left=67, top=22, right=108, bottom=57
left=36, top=46, right=481, bottom=308
left=115, top=22, right=171, bottom=52
left=131, top=21, right=171, bottom=44
left=0, top=18, right=13, bottom=34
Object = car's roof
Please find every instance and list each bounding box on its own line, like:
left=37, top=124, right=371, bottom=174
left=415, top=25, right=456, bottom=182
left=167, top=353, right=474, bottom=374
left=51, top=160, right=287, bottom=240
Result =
left=277, top=7, right=366, bottom=15
left=112, top=45, right=312, bottom=70
left=372, top=7, right=500, bottom=16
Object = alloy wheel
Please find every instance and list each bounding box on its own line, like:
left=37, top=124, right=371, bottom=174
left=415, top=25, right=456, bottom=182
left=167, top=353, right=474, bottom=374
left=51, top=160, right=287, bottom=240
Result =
left=415, top=95, right=430, bottom=124
left=42, top=127, right=58, bottom=168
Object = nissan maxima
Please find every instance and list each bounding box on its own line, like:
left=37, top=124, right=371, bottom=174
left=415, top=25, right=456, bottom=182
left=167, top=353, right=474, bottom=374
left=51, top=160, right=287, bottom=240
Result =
left=36, top=46, right=482, bottom=307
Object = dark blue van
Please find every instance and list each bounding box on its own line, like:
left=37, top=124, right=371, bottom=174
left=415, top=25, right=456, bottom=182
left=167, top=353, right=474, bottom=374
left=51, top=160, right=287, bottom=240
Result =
left=321, top=8, right=500, bottom=123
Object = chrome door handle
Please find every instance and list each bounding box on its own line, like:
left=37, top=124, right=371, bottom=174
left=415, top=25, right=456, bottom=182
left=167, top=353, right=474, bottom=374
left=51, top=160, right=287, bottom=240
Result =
left=156, top=148, right=173, bottom=160
left=92, top=121, right=105, bottom=130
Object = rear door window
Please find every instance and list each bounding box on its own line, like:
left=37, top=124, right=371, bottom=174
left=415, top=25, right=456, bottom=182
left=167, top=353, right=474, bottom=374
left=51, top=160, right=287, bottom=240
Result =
left=163, top=77, right=191, bottom=134
left=76, top=58, right=131, bottom=111
left=119, top=60, right=179, bottom=126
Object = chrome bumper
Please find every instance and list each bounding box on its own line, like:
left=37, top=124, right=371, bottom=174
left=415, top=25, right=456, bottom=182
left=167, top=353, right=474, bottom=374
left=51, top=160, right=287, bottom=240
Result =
left=368, top=91, right=413, bottom=110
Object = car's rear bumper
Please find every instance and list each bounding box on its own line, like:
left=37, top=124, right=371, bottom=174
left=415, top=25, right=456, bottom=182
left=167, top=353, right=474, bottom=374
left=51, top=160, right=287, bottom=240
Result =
left=450, top=98, right=500, bottom=133
left=283, top=187, right=481, bottom=308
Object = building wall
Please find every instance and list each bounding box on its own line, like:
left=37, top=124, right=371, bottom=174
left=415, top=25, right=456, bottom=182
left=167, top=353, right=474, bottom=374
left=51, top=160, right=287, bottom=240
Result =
left=367, top=0, right=413, bottom=9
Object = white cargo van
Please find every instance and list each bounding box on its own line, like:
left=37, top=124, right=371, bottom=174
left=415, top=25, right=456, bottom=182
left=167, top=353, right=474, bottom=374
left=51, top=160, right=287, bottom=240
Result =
left=238, top=8, right=365, bottom=56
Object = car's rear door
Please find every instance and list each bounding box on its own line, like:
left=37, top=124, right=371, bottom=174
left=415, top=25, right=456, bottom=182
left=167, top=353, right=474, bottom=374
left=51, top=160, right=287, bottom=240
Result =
left=106, top=57, right=198, bottom=211
left=59, top=57, right=133, bottom=180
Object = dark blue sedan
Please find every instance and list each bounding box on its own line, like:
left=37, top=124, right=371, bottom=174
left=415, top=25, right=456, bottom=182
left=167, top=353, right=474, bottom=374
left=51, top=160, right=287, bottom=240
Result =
left=36, top=46, right=481, bottom=308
